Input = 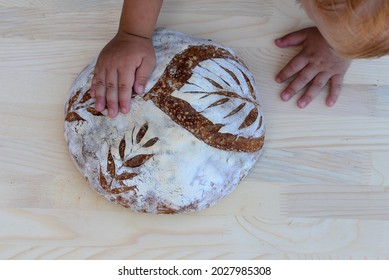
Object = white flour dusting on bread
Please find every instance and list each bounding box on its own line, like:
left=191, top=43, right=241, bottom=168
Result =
left=64, top=28, right=265, bottom=214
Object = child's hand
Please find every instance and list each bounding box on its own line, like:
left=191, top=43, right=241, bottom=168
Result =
left=275, top=27, right=351, bottom=108
left=91, top=31, right=156, bottom=118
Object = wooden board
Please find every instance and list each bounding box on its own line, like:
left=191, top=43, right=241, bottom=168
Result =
left=1, top=0, right=389, bottom=259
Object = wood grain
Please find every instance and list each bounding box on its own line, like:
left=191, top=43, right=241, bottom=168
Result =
left=1, top=0, right=389, bottom=259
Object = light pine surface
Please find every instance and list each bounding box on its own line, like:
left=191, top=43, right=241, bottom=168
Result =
left=1, top=0, right=389, bottom=260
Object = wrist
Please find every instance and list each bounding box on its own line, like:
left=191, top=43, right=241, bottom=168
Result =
left=117, top=29, right=152, bottom=40
left=119, top=0, right=163, bottom=39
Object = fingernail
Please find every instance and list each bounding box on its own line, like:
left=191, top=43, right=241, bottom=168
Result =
left=281, top=92, right=290, bottom=101
left=327, top=100, right=335, bottom=107
left=298, top=99, right=306, bottom=108
left=121, top=106, right=130, bottom=114
left=137, top=85, right=145, bottom=95
left=275, top=76, right=282, bottom=83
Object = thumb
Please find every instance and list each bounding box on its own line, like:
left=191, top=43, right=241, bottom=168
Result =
left=275, top=28, right=309, bottom=48
left=134, top=57, right=155, bottom=95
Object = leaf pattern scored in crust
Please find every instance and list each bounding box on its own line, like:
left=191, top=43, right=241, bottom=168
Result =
left=124, top=154, right=154, bottom=168
left=224, top=103, right=245, bottom=119
left=66, top=90, right=81, bottom=113
left=239, top=107, right=258, bottom=130
left=206, top=98, right=230, bottom=109
left=119, top=136, right=126, bottom=161
left=116, top=172, right=138, bottom=181
left=66, top=38, right=265, bottom=214
left=86, top=107, right=104, bottom=116
left=111, top=185, right=137, bottom=195
left=67, top=45, right=264, bottom=152
left=218, top=64, right=241, bottom=90
left=145, top=45, right=264, bottom=152
left=107, top=148, right=116, bottom=178
left=65, top=89, right=104, bottom=122
left=242, top=71, right=256, bottom=100
left=99, top=167, right=109, bottom=191
left=97, top=124, right=159, bottom=197
left=78, top=89, right=92, bottom=104
left=257, top=116, right=263, bottom=131
left=143, top=137, right=159, bottom=148
left=136, top=123, right=149, bottom=144
left=65, top=112, right=85, bottom=122
left=204, top=77, right=223, bottom=89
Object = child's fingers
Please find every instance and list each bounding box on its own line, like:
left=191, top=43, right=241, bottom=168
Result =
left=326, top=74, right=344, bottom=107
left=275, top=28, right=308, bottom=48
left=91, top=77, right=97, bottom=98
left=276, top=51, right=309, bottom=83
left=105, top=70, right=119, bottom=118
left=91, top=65, right=100, bottom=98
left=297, top=72, right=330, bottom=108
left=280, top=65, right=317, bottom=101
left=134, top=56, right=156, bottom=95
left=93, top=69, right=107, bottom=112
left=118, top=69, right=134, bottom=114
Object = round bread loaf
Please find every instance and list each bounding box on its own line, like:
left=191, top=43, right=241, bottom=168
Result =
left=64, top=28, right=265, bottom=214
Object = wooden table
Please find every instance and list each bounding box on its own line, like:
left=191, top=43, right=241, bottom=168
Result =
left=1, top=0, right=389, bottom=259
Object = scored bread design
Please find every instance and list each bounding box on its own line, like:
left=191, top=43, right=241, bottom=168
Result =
left=64, top=28, right=265, bottom=214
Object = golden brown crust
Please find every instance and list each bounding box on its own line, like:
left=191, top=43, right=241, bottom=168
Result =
left=149, top=45, right=239, bottom=95
left=65, top=45, right=264, bottom=152
left=147, top=93, right=264, bottom=152
left=145, top=45, right=264, bottom=152
left=64, top=29, right=265, bottom=214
